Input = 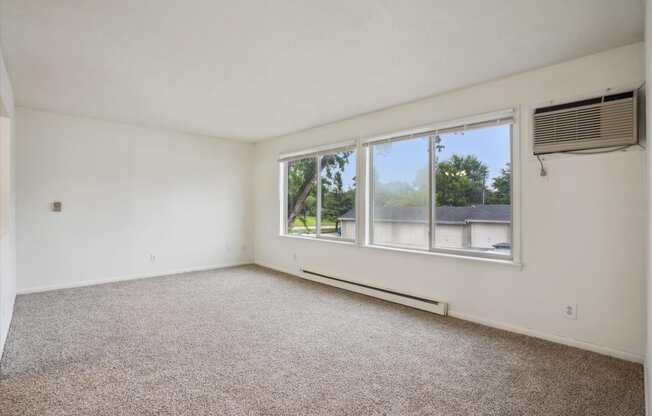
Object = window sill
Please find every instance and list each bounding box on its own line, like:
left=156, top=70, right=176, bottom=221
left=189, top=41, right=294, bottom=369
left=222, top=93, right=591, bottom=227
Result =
left=278, top=234, right=522, bottom=268
left=365, top=244, right=522, bottom=268
left=279, top=234, right=357, bottom=246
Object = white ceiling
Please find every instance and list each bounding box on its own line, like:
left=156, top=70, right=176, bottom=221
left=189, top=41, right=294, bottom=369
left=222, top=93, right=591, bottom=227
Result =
left=0, top=1, right=644, bottom=141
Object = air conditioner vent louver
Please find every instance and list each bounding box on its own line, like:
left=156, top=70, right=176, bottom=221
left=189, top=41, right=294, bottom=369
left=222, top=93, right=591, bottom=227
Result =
left=533, top=91, right=637, bottom=155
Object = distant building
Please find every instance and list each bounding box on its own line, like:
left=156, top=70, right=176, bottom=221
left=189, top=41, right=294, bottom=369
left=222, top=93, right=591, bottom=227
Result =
left=339, top=205, right=511, bottom=252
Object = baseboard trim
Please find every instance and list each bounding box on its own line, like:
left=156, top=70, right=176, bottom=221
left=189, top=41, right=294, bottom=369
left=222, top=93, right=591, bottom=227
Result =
left=645, top=362, right=650, bottom=416
left=255, top=261, right=643, bottom=364
left=0, top=328, right=6, bottom=361
left=17, top=261, right=254, bottom=295
left=0, top=294, right=15, bottom=361
left=447, top=311, right=643, bottom=364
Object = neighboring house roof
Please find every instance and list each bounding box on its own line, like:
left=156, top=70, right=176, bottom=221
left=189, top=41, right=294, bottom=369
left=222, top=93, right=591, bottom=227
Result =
left=339, top=205, right=510, bottom=224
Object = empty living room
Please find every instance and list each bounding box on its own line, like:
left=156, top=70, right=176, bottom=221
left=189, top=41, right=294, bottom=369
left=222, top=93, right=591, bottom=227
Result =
left=1, top=1, right=652, bottom=415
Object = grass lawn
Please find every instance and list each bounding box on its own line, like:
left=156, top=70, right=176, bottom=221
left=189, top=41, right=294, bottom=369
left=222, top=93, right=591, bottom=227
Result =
left=289, top=216, right=338, bottom=234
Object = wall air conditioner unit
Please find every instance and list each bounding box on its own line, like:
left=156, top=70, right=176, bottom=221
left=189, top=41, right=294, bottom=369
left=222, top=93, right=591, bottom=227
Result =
left=533, top=88, right=644, bottom=155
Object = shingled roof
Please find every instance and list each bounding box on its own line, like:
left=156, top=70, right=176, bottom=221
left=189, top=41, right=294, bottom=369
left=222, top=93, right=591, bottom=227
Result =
left=339, top=205, right=510, bottom=224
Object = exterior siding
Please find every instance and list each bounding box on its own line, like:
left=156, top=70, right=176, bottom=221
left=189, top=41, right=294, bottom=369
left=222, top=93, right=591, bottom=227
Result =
left=434, top=224, right=465, bottom=248
left=470, top=222, right=511, bottom=249
left=341, top=221, right=356, bottom=240
left=372, top=222, right=428, bottom=249
left=341, top=219, right=510, bottom=251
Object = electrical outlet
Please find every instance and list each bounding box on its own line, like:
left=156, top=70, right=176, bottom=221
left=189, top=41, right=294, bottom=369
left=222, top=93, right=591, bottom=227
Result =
left=563, top=304, right=578, bottom=320
left=149, top=254, right=156, bottom=263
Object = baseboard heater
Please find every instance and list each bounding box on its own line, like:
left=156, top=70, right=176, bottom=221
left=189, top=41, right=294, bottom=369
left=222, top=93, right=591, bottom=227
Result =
left=301, top=269, right=448, bottom=316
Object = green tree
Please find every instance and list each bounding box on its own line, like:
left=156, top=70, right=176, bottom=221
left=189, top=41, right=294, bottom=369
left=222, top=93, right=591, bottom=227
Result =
left=374, top=181, right=427, bottom=208
left=435, top=155, right=489, bottom=206
left=287, top=152, right=352, bottom=226
left=373, top=164, right=428, bottom=208
left=321, top=169, right=356, bottom=223
left=289, top=151, right=509, bottom=233
left=485, top=164, right=511, bottom=204
left=287, top=158, right=316, bottom=228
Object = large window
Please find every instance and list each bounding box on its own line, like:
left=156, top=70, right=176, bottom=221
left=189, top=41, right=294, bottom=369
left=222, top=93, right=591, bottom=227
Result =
left=280, top=112, right=515, bottom=260
left=283, top=146, right=357, bottom=240
left=368, top=120, right=512, bottom=258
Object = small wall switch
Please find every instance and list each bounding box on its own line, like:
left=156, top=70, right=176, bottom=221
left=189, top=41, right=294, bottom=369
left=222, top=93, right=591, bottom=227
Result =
left=563, top=304, right=578, bottom=320
left=50, top=201, right=62, bottom=212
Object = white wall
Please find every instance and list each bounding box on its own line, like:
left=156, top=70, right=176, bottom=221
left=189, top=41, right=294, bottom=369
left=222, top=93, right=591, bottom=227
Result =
left=16, top=108, right=254, bottom=293
left=0, top=46, right=16, bottom=358
left=254, top=42, right=646, bottom=362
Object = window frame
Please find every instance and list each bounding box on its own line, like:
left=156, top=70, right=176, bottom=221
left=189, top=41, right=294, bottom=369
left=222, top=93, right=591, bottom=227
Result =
left=280, top=144, right=358, bottom=243
left=364, top=111, right=518, bottom=261
left=278, top=108, right=521, bottom=265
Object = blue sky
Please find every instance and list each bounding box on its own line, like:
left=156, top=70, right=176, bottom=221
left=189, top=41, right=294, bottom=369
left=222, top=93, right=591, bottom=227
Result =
left=370, top=124, right=510, bottom=189
left=337, top=154, right=357, bottom=191
left=333, top=124, right=510, bottom=191
left=373, top=137, right=428, bottom=186
left=437, top=124, right=511, bottom=182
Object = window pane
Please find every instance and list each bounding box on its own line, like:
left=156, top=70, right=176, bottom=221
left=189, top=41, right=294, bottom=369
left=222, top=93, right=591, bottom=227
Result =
left=434, top=124, right=511, bottom=256
left=320, top=150, right=356, bottom=239
left=287, top=157, right=317, bottom=236
left=371, top=137, right=429, bottom=249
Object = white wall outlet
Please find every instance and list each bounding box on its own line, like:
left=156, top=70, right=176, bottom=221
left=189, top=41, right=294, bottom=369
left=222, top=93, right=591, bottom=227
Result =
left=563, top=304, right=578, bottom=320
left=149, top=254, right=156, bottom=263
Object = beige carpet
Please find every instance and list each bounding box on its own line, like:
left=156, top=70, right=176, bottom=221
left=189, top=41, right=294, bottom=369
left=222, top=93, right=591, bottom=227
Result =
left=0, top=265, right=644, bottom=415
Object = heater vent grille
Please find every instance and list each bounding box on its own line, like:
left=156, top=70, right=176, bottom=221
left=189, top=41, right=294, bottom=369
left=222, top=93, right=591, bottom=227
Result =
left=301, top=269, right=448, bottom=316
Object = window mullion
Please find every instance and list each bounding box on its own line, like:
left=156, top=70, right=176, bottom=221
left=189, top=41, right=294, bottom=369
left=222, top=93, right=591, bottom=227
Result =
left=316, top=155, right=321, bottom=237
left=429, top=135, right=435, bottom=251
left=283, top=162, right=289, bottom=234
left=368, top=147, right=374, bottom=246
left=355, top=141, right=364, bottom=245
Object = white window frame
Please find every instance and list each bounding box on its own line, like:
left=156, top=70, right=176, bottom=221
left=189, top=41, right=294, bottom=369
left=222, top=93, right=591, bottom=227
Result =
left=277, top=108, right=521, bottom=265
left=363, top=108, right=520, bottom=262
left=279, top=142, right=358, bottom=243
